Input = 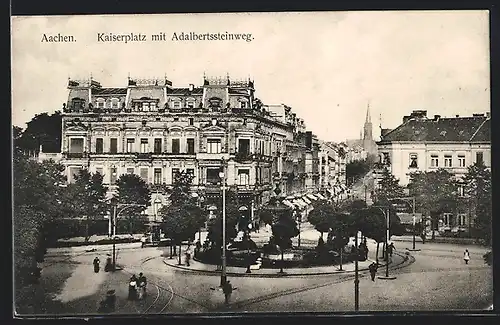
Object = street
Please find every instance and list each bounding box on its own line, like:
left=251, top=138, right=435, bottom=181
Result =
left=15, top=235, right=492, bottom=315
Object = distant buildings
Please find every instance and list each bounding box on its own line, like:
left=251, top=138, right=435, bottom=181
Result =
left=376, top=110, right=491, bottom=232
left=376, top=110, right=490, bottom=186
left=345, top=105, right=377, bottom=162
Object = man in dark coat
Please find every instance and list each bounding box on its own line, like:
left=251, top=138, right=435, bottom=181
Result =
left=369, top=262, right=378, bottom=281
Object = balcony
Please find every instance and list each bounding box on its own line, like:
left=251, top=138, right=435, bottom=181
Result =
left=63, top=152, right=89, bottom=159
left=196, top=152, right=230, bottom=161
left=135, top=153, right=153, bottom=161
left=234, top=152, right=252, bottom=163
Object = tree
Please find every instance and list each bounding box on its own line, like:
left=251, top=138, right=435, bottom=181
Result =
left=308, top=201, right=336, bottom=239
left=271, top=209, right=299, bottom=273
left=375, top=168, right=405, bottom=201
left=15, top=111, right=62, bottom=154
left=115, top=174, right=151, bottom=234
left=462, top=162, right=492, bottom=246
left=408, top=169, right=457, bottom=239
left=346, top=159, right=371, bottom=186
left=13, top=150, right=67, bottom=286
left=206, top=189, right=240, bottom=250
left=160, top=171, right=204, bottom=264
left=68, top=169, right=108, bottom=241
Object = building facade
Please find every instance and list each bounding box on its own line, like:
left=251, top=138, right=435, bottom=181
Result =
left=318, top=141, right=348, bottom=199
left=59, top=75, right=322, bottom=221
left=375, top=110, right=491, bottom=231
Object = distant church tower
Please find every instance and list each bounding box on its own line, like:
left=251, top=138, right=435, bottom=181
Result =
left=363, top=103, right=377, bottom=156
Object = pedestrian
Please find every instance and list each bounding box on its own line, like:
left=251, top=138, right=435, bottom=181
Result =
left=128, top=275, right=138, bottom=300
left=223, top=280, right=233, bottom=305
left=464, top=249, right=470, bottom=264
left=369, top=262, right=378, bottom=281
left=93, top=257, right=100, bottom=273
left=185, top=246, right=192, bottom=267
left=140, top=235, right=147, bottom=248
left=138, top=272, right=147, bottom=296
left=388, top=243, right=395, bottom=258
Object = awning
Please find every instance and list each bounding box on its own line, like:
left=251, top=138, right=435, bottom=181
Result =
left=307, top=194, right=318, bottom=201
left=282, top=200, right=296, bottom=209
left=316, top=193, right=326, bottom=200
left=302, top=197, right=312, bottom=205
left=293, top=199, right=307, bottom=208
left=326, top=188, right=334, bottom=195
left=341, top=184, right=347, bottom=191
left=335, top=186, right=342, bottom=193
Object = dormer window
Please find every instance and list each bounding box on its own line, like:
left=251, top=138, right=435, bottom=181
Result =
left=142, top=102, right=150, bottom=111
left=208, top=97, right=222, bottom=110
left=111, top=98, right=119, bottom=109
left=71, top=98, right=85, bottom=110
left=150, top=102, right=157, bottom=110
left=186, top=98, right=195, bottom=108
left=96, top=98, right=105, bottom=109
left=240, top=102, right=247, bottom=109
left=172, top=101, right=181, bottom=109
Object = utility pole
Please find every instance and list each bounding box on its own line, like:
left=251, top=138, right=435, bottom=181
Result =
left=354, top=229, right=359, bottom=311
left=220, top=158, right=227, bottom=287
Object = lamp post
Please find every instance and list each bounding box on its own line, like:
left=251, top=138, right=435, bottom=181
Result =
left=219, top=157, right=227, bottom=287
left=354, top=229, right=359, bottom=311
left=372, top=205, right=396, bottom=280
left=111, top=203, right=146, bottom=271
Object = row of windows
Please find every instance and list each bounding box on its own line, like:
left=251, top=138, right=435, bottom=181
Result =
left=69, top=137, right=276, bottom=155
left=95, top=98, right=121, bottom=109
left=380, top=152, right=485, bottom=168
left=442, top=213, right=469, bottom=227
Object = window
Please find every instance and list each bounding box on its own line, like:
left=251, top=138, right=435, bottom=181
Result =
left=140, top=139, right=148, bottom=153
left=127, top=139, right=135, bottom=153
left=69, top=138, right=84, bottom=153
left=172, top=139, right=180, bottom=154
left=409, top=153, right=418, bottom=168
left=111, top=98, right=119, bottom=109
left=443, top=213, right=452, bottom=227
left=110, top=138, right=118, bottom=154
left=154, top=168, right=162, bottom=184
left=186, top=99, right=195, bottom=108
left=69, top=167, right=83, bottom=183
left=431, top=154, right=439, bottom=168
left=238, top=139, right=250, bottom=155
left=458, top=185, right=465, bottom=197
left=172, top=101, right=181, bottom=109
left=71, top=98, right=84, bottom=110
left=444, top=155, right=452, bottom=168
left=238, top=169, right=250, bottom=185
left=207, top=139, right=221, bottom=154
left=240, top=102, right=247, bottom=109
left=127, top=168, right=134, bottom=174
left=172, top=168, right=180, bottom=181
left=154, top=138, right=162, bottom=154
left=173, top=117, right=179, bottom=122
left=96, top=138, right=103, bottom=154
left=476, top=152, right=484, bottom=165
left=140, top=168, right=149, bottom=182
left=458, top=155, right=466, bottom=167
left=382, top=152, right=391, bottom=165
left=206, top=168, right=221, bottom=184
left=110, top=167, right=117, bottom=184
left=187, top=138, right=195, bottom=154
left=186, top=168, right=195, bottom=178
left=457, top=214, right=467, bottom=227
left=189, top=118, right=194, bottom=126
left=150, top=102, right=157, bottom=110
left=96, top=167, right=103, bottom=175
left=142, top=102, right=150, bottom=111
left=96, top=98, right=105, bottom=109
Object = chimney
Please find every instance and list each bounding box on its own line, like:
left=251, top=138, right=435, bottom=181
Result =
left=434, top=115, right=441, bottom=121
left=403, top=115, right=411, bottom=123
left=456, top=115, right=459, bottom=117
left=486, top=112, right=490, bottom=118
left=189, top=84, right=194, bottom=92
left=473, top=113, right=485, bottom=117
left=410, top=110, right=428, bottom=119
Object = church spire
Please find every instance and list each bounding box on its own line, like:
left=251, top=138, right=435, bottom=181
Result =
left=365, top=102, right=371, bottom=124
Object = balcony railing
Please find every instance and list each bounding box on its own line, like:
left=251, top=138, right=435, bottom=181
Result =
left=63, top=152, right=89, bottom=159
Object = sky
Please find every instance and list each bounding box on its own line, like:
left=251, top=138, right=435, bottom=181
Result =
left=11, top=11, right=490, bottom=142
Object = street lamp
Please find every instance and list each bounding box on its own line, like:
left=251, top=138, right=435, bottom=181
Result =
left=111, top=203, right=146, bottom=271
left=219, top=157, right=227, bottom=287
left=371, top=205, right=396, bottom=280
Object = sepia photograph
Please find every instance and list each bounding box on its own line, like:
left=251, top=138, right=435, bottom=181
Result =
left=11, top=10, right=492, bottom=316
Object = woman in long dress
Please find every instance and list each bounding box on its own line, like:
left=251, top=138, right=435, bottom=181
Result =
left=128, top=275, right=138, bottom=300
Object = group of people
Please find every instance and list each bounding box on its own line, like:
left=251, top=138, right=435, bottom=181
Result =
left=128, top=273, right=147, bottom=300
left=93, top=256, right=114, bottom=273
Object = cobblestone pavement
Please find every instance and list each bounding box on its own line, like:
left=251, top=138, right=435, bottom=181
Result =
left=14, top=239, right=492, bottom=316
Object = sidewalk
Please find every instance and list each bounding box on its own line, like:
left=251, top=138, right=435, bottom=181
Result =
left=46, top=242, right=143, bottom=256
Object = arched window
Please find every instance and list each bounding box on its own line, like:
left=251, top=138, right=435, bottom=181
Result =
left=111, top=98, right=120, bottom=109
left=186, top=97, right=196, bottom=108
left=170, top=97, right=182, bottom=109
left=238, top=97, right=249, bottom=109
left=96, top=98, right=105, bottom=109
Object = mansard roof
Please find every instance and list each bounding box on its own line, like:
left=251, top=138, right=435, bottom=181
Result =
left=91, top=87, right=127, bottom=95
left=167, top=87, right=204, bottom=95
left=380, top=115, right=490, bottom=143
